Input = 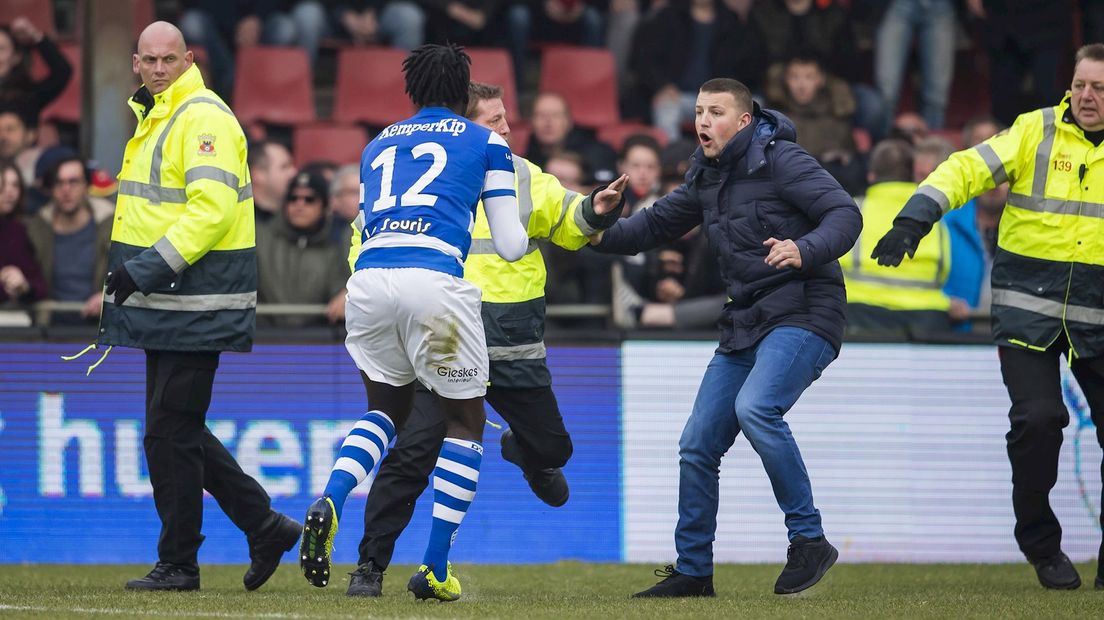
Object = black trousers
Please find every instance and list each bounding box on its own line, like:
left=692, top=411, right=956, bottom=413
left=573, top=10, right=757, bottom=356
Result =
left=357, top=383, right=573, bottom=569
left=144, top=350, right=272, bottom=567
left=998, top=337, right=1104, bottom=567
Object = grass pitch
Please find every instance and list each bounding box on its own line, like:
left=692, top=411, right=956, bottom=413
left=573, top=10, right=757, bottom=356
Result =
left=0, top=561, right=1100, bottom=618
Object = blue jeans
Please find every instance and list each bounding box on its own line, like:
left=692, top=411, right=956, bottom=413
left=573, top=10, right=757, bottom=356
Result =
left=675, top=327, right=836, bottom=577
left=874, top=0, right=956, bottom=130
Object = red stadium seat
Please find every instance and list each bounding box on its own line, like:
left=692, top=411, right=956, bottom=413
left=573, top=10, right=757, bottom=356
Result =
left=467, top=47, right=520, bottom=125
left=508, top=123, right=530, bottom=155
left=39, top=43, right=81, bottom=124
left=293, top=123, right=369, bottom=166
left=133, top=0, right=155, bottom=40
left=596, top=122, right=669, bottom=153
left=333, top=47, right=413, bottom=127
left=538, top=46, right=619, bottom=129
left=0, top=0, right=55, bottom=36
left=232, top=46, right=316, bottom=126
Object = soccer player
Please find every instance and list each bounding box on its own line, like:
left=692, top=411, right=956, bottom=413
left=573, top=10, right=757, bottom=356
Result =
left=344, top=81, right=627, bottom=597
left=297, top=44, right=527, bottom=602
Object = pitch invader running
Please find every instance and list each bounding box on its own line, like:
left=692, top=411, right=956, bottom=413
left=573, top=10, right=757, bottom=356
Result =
left=298, top=43, right=527, bottom=602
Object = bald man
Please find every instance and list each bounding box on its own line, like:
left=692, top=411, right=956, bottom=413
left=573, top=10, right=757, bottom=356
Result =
left=100, top=22, right=301, bottom=592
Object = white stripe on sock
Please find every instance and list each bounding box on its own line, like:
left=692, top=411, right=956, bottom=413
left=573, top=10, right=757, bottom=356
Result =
left=436, top=458, right=480, bottom=482
left=342, top=433, right=383, bottom=464
left=334, top=456, right=367, bottom=482
left=432, top=503, right=466, bottom=524
left=354, top=419, right=392, bottom=449
left=434, top=477, right=476, bottom=502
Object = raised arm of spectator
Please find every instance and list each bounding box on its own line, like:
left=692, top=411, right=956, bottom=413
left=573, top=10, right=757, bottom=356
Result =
left=592, top=180, right=703, bottom=255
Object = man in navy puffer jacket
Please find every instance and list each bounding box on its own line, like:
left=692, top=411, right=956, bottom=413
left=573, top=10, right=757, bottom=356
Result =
left=593, top=78, right=861, bottom=597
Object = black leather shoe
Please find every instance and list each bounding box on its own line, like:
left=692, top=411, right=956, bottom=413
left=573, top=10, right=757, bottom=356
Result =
left=125, top=563, right=199, bottom=591
left=1031, top=553, right=1081, bottom=590
left=775, top=535, right=838, bottom=594
left=347, top=560, right=384, bottom=597
left=244, top=512, right=302, bottom=591
left=632, top=565, right=715, bottom=598
left=500, top=428, right=569, bottom=507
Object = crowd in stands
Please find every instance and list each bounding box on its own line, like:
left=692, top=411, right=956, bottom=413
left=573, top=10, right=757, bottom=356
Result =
left=0, top=0, right=1096, bottom=339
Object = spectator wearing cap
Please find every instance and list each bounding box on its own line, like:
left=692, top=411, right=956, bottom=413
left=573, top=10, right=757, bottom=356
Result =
left=255, top=170, right=349, bottom=328
left=24, top=155, right=113, bottom=324
left=0, top=159, right=46, bottom=307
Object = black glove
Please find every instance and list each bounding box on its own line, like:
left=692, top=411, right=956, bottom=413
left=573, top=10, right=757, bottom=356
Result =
left=870, top=219, right=926, bottom=267
left=104, top=265, right=138, bottom=306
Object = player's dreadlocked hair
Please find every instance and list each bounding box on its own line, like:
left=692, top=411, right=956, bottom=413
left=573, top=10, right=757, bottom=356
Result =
left=402, top=43, right=471, bottom=113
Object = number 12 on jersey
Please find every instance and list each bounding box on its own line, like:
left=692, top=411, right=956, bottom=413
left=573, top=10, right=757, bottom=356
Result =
left=369, top=141, right=448, bottom=212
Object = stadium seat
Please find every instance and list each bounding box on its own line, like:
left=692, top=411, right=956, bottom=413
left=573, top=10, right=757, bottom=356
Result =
left=133, top=0, right=155, bottom=39
left=0, top=0, right=55, bottom=36
left=508, top=123, right=530, bottom=155
left=232, top=46, right=316, bottom=126
left=293, top=123, right=369, bottom=166
left=39, top=43, right=81, bottom=124
left=333, top=47, right=413, bottom=127
left=596, top=122, right=669, bottom=153
left=467, top=47, right=520, bottom=125
left=538, top=46, right=619, bottom=129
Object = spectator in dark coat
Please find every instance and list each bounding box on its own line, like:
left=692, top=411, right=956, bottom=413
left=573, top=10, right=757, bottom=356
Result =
left=0, top=19, right=73, bottom=125
left=525, top=92, right=617, bottom=184
left=627, top=0, right=763, bottom=140
left=766, top=53, right=864, bottom=195
left=750, top=0, right=887, bottom=141
left=0, top=159, right=46, bottom=306
left=593, top=78, right=861, bottom=599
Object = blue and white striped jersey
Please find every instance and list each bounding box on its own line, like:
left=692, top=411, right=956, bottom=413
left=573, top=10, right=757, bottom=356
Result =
left=354, top=107, right=516, bottom=277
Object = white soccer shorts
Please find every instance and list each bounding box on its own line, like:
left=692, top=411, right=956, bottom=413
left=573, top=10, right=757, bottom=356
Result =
left=345, top=267, right=489, bottom=399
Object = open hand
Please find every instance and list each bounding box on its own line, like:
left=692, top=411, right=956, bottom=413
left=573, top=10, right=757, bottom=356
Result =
left=593, top=174, right=628, bottom=216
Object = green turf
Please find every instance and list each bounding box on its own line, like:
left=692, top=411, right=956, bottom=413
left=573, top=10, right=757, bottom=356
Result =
left=0, top=562, right=1100, bottom=618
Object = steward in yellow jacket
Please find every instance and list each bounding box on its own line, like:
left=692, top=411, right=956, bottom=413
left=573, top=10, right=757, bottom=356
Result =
left=872, top=44, right=1104, bottom=590
left=100, top=62, right=256, bottom=352
left=99, top=23, right=299, bottom=594
left=840, top=139, right=954, bottom=333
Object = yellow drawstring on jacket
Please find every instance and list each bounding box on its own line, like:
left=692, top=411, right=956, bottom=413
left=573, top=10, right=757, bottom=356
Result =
left=61, top=343, right=114, bottom=376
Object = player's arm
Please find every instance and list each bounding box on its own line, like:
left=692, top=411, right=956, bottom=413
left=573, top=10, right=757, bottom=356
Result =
left=483, top=133, right=527, bottom=261
left=590, top=178, right=702, bottom=256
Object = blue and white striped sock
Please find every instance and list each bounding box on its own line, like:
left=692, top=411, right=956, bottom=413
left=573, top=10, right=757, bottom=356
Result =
left=322, top=410, right=396, bottom=520
left=423, top=438, right=483, bottom=581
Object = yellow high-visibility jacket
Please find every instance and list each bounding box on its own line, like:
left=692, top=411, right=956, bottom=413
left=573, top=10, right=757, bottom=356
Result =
left=898, top=94, right=1104, bottom=356
left=350, top=154, right=613, bottom=387
left=99, top=63, right=256, bottom=352
left=841, top=181, right=952, bottom=312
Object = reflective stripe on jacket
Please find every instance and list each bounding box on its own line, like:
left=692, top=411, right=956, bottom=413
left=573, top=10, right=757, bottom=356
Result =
left=99, top=64, right=256, bottom=352
left=842, top=181, right=951, bottom=312
left=900, top=95, right=1104, bottom=356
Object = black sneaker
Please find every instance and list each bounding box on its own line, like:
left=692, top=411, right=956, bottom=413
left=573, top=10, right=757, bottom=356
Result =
left=347, top=561, right=384, bottom=597
left=1095, top=576, right=1103, bottom=590
left=244, top=512, right=302, bottom=591
left=125, top=562, right=200, bottom=591
left=774, top=535, right=839, bottom=594
left=632, top=565, right=715, bottom=598
left=1031, top=553, right=1081, bottom=589
left=500, top=428, right=569, bottom=507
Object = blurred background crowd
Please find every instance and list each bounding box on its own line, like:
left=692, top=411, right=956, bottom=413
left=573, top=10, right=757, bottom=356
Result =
left=0, top=0, right=1095, bottom=339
